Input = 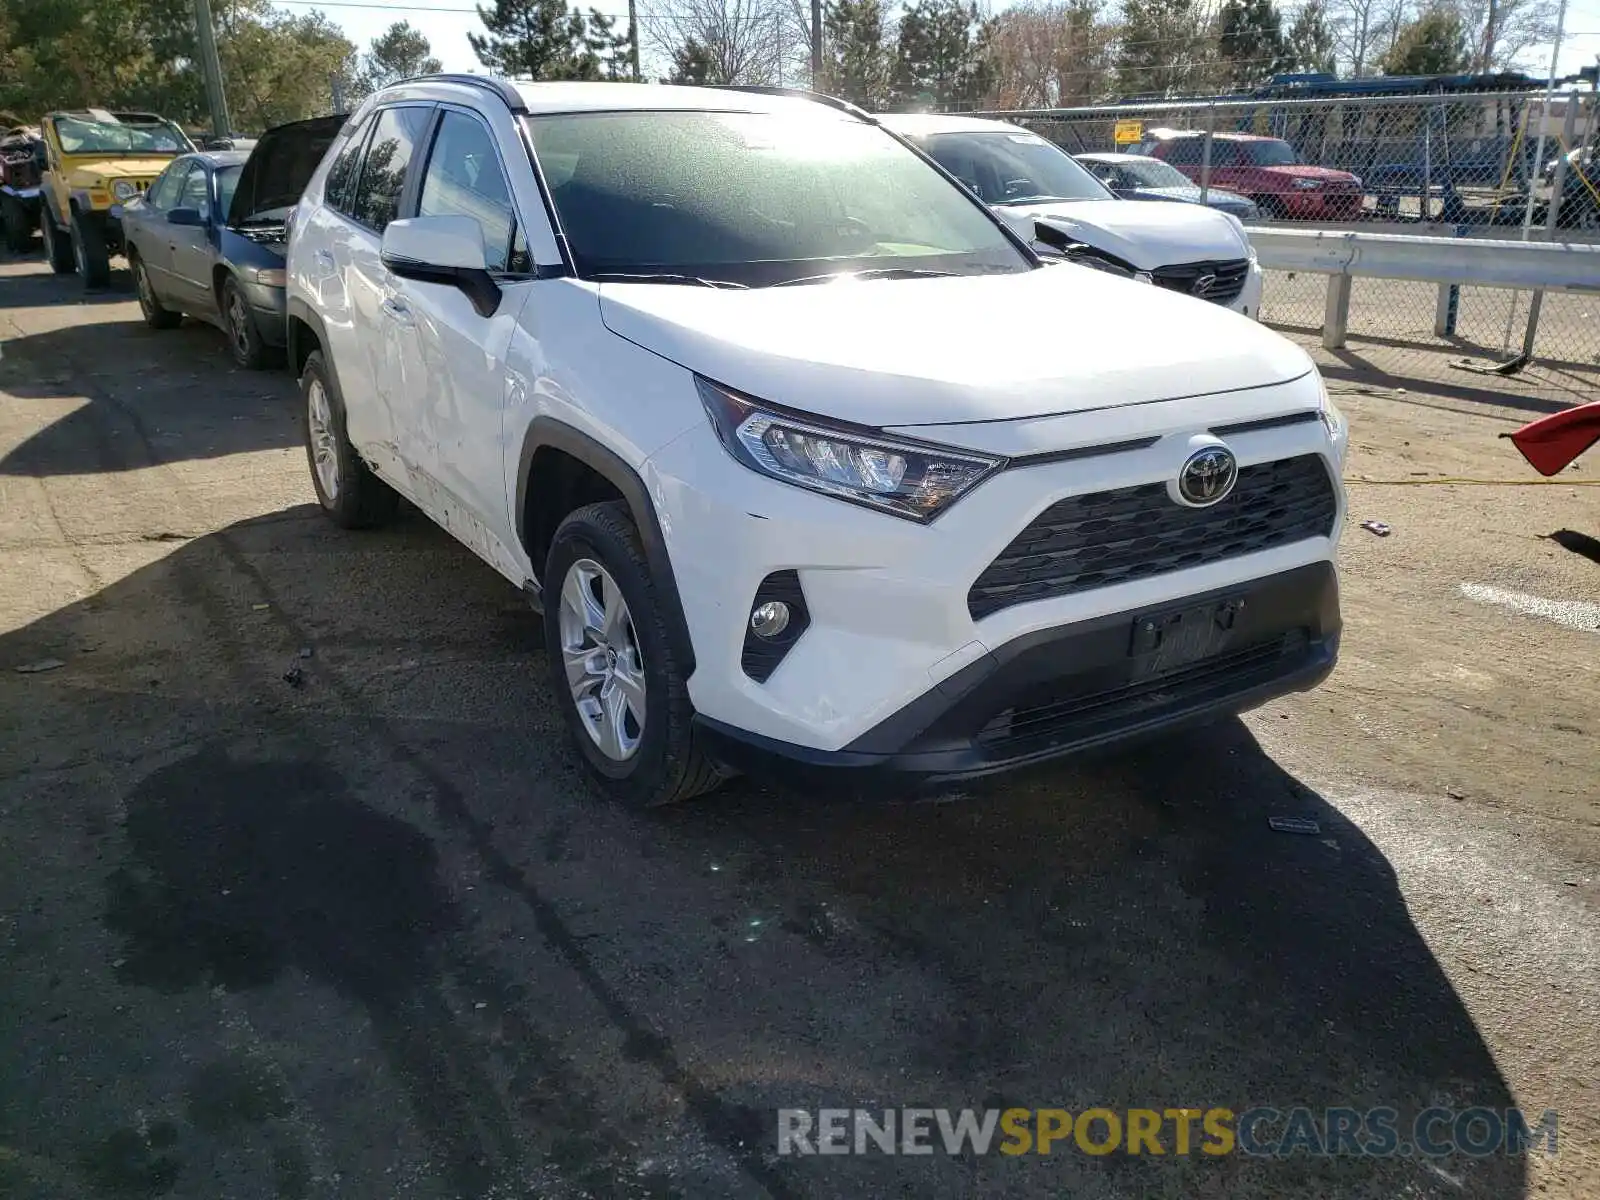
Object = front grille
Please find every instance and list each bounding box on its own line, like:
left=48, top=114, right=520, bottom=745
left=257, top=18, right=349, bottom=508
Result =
left=1149, top=258, right=1250, bottom=305
left=967, top=455, right=1337, bottom=620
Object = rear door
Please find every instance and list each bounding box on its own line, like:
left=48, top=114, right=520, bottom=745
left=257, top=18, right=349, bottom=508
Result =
left=342, top=104, right=435, bottom=473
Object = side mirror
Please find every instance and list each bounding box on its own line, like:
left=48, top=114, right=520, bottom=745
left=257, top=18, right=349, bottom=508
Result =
left=167, top=207, right=204, bottom=227
left=381, top=215, right=501, bottom=318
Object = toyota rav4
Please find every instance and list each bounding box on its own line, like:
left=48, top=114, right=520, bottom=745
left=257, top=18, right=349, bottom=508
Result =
left=286, top=79, right=1348, bottom=807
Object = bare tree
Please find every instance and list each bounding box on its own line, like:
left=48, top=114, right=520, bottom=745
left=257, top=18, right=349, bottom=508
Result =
left=1450, top=0, right=1558, bottom=71
left=985, top=0, right=1115, bottom=108
left=1330, top=0, right=1412, bottom=76
left=644, top=0, right=790, bottom=84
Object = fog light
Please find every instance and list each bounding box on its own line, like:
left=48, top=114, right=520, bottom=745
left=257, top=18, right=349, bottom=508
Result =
left=750, top=601, right=790, bottom=639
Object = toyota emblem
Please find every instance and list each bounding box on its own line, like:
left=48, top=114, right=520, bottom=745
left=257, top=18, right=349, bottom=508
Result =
left=1177, top=446, right=1238, bottom=506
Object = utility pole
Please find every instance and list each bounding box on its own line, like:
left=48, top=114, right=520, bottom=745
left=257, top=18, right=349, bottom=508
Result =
left=810, top=0, right=822, bottom=89
left=627, top=0, right=641, bottom=82
left=192, top=0, right=231, bottom=137
left=331, top=73, right=347, bottom=115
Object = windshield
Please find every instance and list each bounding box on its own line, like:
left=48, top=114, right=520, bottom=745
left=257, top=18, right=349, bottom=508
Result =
left=1106, top=157, right=1193, bottom=189
left=52, top=115, right=189, bottom=155
left=526, top=110, right=1030, bottom=287
left=1245, top=140, right=1300, bottom=166
left=921, top=130, right=1111, bottom=206
left=216, top=165, right=243, bottom=221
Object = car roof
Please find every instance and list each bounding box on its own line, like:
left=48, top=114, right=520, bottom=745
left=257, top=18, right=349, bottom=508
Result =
left=1148, top=128, right=1275, bottom=142
left=370, top=77, right=879, bottom=121
left=193, top=150, right=250, bottom=168
left=1076, top=152, right=1163, bottom=163
left=876, top=112, right=1027, bottom=136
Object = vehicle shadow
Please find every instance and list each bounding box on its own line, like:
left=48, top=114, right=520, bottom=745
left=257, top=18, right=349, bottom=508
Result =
left=0, top=509, right=1527, bottom=1199
left=664, top=728, right=1527, bottom=1196
left=0, top=259, right=137, bottom=308
left=0, top=315, right=298, bottom=477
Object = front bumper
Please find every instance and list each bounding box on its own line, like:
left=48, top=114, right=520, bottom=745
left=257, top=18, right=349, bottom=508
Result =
left=697, top=561, right=1339, bottom=790
left=644, top=371, right=1344, bottom=756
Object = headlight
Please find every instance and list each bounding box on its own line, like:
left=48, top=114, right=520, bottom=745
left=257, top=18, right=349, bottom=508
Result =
left=241, top=266, right=286, bottom=286
left=1293, top=178, right=1320, bottom=190
left=1349, top=175, right=1363, bottom=189
left=1317, top=378, right=1349, bottom=469
left=697, top=377, right=1002, bottom=522
left=112, top=180, right=139, bottom=201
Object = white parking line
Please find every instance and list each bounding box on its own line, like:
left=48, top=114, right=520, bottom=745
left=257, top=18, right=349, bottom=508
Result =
left=1460, top=582, right=1600, bottom=632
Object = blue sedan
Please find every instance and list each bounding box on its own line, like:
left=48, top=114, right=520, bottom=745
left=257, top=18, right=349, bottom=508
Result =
left=1076, top=152, right=1260, bottom=222
left=120, top=117, right=343, bottom=368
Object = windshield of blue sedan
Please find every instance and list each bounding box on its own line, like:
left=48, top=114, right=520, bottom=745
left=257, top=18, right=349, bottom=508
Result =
left=1103, top=157, right=1193, bottom=189
left=53, top=116, right=189, bottom=155
left=922, top=131, right=1112, bottom=206
left=526, top=110, right=1031, bottom=286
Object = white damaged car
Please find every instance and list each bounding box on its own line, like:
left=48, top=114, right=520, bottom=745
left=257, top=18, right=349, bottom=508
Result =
left=880, top=113, right=1263, bottom=319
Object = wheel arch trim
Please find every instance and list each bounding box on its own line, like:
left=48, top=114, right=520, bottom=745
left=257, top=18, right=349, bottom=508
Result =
left=516, top=417, right=696, bottom=675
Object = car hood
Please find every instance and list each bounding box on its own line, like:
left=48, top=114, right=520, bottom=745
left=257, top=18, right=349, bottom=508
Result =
left=1258, top=164, right=1358, bottom=183
left=1000, top=198, right=1249, bottom=269
left=64, top=159, right=171, bottom=183
left=598, top=267, right=1309, bottom=427
left=228, top=115, right=344, bottom=227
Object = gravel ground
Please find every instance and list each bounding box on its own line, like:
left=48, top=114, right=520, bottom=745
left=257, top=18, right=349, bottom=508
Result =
left=1, top=257, right=1596, bottom=1199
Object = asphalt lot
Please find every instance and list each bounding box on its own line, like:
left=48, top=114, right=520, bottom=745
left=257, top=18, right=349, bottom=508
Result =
left=1, top=256, right=1597, bottom=1199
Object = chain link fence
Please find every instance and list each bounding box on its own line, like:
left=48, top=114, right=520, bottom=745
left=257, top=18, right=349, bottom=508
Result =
left=971, top=90, right=1600, bottom=401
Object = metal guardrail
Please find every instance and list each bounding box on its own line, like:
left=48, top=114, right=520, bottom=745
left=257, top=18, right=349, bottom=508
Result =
left=1248, top=225, right=1600, bottom=356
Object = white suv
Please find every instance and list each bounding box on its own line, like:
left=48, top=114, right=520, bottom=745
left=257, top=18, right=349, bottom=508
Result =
left=879, top=113, right=1264, bottom=319
left=286, top=78, right=1348, bottom=807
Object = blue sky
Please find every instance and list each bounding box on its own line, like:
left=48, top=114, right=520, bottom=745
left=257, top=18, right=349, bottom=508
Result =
left=273, top=0, right=1600, bottom=85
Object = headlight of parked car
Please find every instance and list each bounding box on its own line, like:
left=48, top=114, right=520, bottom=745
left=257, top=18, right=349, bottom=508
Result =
left=697, top=377, right=1002, bottom=522
left=1293, top=178, right=1321, bottom=190
left=112, top=180, right=139, bottom=201
left=239, top=266, right=287, bottom=287
left=1317, top=377, right=1349, bottom=469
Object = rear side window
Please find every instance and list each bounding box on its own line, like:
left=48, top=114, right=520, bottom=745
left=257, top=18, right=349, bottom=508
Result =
left=1165, top=138, right=1203, bottom=165
left=349, top=106, right=431, bottom=233
left=417, top=110, right=516, bottom=273
left=323, top=114, right=371, bottom=215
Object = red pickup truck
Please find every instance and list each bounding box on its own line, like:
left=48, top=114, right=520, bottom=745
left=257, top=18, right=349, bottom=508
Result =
left=1139, top=130, right=1364, bottom=222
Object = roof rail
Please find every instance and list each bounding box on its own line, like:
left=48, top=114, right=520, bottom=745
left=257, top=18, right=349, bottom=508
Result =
left=706, top=85, right=876, bottom=123
left=391, top=73, right=527, bottom=112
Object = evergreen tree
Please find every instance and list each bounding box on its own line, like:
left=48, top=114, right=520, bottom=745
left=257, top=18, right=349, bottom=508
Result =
left=668, top=36, right=718, bottom=83
left=889, top=0, right=990, bottom=110
left=470, top=0, right=592, bottom=79
left=1116, top=0, right=1214, bottom=98
left=822, top=0, right=892, bottom=108
left=1285, top=0, right=1336, bottom=73
left=1217, top=0, right=1289, bottom=87
left=1381, top=7, right=1470, bottom=75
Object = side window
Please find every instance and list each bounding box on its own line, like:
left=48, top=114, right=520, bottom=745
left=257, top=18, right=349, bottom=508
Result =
left=177, top=162, right=212, bottom=220
left=1213, top=142, right=1241, bottom=166
left=144, top=161, right=184, bottom=211
left=349, top=105, right=431, bottom=233
left=324, top=114, right=372, bottom=215
left=417, top=110, right=516, bottom=273
left=1167, top=139, right=1202, bottom=165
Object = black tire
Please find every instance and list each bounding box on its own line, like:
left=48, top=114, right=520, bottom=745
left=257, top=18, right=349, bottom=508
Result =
left=70, top=209, right=111, bottom=289
left=1258, top=194, right=1287, bottom=221
left=222, top=275, right=276, bottom=369
left=41, top=208, right=74, bottom=274
left=300, top=349, right=398, bottom=529
left=1, top=195, right=34, bottom=253
left=543, top=501, right=724, bottom=808
left=130, top=250, right=181, bottom=329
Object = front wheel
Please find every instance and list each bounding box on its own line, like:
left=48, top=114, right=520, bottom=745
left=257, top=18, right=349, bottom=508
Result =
left=222, top=276, right=275, bottom=369
left=1, top=195, right=34, bottom=253
left=70, top=210, right=110, bottom=289
left=543, top=501, right=725, bottom=808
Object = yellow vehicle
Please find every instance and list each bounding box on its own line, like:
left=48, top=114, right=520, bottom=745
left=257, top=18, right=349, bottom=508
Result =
left=38, top=109, right=194, bottom=288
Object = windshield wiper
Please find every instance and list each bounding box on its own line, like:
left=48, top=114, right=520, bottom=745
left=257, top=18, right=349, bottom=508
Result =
left=995, top=195, right=1085, bottom=206
left=587, top=271, right=747, bottom=289
left=770, top=267, right=959, bottom=287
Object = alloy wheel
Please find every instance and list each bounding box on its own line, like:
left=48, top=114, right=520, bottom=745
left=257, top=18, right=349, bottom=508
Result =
left=306, top=378, right=340, bottom=502
left=558, top=558, right=647, bottom=762
left=227, top=288, right=251, bottom=358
